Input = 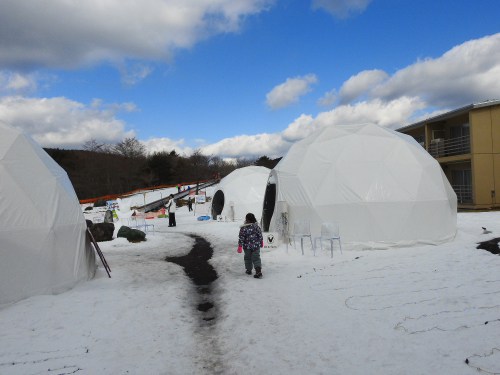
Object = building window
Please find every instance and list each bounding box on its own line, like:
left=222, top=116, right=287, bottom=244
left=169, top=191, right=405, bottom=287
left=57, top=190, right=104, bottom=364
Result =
left=451, top=169, right=472, bottom=203
left=449, top=123, right=470, bottom=138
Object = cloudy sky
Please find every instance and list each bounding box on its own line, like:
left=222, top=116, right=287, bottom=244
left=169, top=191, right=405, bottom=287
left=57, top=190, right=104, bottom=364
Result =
left=0, top=0, right=499, bottom=159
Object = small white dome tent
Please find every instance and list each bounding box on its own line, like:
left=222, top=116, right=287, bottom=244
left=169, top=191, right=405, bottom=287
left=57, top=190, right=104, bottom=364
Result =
left=0, top=122, right=96, bottom=305
left=262, top=123, right=457, bottom=247
left=211, top=166, right=270, bottom=222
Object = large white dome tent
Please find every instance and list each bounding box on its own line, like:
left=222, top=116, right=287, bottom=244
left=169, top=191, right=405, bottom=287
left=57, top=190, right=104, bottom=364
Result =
left=211, top=166, right=270, bottom=222
left=262, top=123, right=457, bottom=248
left=0, top=122, right=96, bottom=305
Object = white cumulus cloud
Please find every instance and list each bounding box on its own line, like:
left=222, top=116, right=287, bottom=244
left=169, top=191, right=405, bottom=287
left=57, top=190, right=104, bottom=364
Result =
left=317, top=89, right=337, bottom=108
left=142, top=137, right=194, bottom=156
left=338, top=69, right=389, bottom=104
left=0, top=72, right=38, bottom=94
left=281, top=97, right=426, bottom=143
left=314, top=97, right=426, bottom=128
left=200, top=133, right=290, bottom=159
left=312, top=0, right=372, bottom=18
left=0, top=0, right=274, bottom=70
left=119, top=63, right=154, bottom=86
left=0, top=96, right=135, bottom=148
left=266, top=74, right=318, bottom=109
left=318, top=34, right=500, bottom=113
left=281, top=114, right=317, bottom=142
left=372, top=33, right=500, bottom=107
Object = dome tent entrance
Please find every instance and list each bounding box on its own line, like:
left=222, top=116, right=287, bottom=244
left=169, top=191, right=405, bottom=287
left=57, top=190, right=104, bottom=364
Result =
left=262, top=123, right=457, bottom=247
left=211, top=190, right=225, bottom=219
left=0, top=122, right=96, bottom=306
left=211, top=166, right=270, bottom=222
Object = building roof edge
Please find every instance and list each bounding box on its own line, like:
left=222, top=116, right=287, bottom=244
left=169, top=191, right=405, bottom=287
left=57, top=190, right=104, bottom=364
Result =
left=397, top=99, right=500, bottom=132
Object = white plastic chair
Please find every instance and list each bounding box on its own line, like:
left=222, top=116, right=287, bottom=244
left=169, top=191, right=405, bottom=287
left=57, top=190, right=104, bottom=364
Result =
left=291, top=220, right=313, bottom=255
left=314, top=222, right=342, bottom=257
left=116, top=208, right=134, bottom=226
left=131, top=211, right=155, bottom=234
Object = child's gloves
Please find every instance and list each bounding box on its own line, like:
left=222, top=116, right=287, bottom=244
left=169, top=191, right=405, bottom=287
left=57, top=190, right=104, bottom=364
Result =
left=237, top=245, right=242, bottom=253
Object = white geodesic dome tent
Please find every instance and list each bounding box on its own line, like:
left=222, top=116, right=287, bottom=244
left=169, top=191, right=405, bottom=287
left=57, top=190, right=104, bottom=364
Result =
left=262, top=123, right=457, bottom=247
left=211, top=166, right=270, bottom=222
left=0, top=122, right=96, bottom=305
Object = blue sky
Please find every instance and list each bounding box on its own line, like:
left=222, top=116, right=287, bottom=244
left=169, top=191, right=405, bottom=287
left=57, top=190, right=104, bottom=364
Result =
left=0, top=0, right=499, bottom=160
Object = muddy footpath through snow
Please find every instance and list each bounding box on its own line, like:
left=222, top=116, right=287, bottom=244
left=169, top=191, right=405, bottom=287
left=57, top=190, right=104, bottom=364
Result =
left=166, top=233, right=225, bottom=373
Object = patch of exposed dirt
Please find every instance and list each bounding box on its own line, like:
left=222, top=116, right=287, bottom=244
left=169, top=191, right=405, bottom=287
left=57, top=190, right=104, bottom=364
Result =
left=166, top=234, right=219, bottom=323
left=476, top=237, right=500, bottom=255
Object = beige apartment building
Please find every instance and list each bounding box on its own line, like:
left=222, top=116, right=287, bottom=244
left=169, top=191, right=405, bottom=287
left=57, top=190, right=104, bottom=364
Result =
left=397, top=99, right=500, bottom=210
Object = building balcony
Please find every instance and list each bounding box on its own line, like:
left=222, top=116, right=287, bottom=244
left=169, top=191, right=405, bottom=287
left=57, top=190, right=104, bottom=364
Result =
left=452, top=184, right=473, bottom=204
left=428, top=135, right=470, bottom=158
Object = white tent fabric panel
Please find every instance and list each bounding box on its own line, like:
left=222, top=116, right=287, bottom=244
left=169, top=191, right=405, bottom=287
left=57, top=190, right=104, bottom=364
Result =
left=266, top=123, right=457, bottom=247
left=0, top=122, right=96, bottom=306
left=214, top=166, right=270, bottom=222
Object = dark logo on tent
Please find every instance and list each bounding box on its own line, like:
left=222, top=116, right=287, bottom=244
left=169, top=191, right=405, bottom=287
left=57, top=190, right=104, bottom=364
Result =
left=267, top=234, right=275, bottom=244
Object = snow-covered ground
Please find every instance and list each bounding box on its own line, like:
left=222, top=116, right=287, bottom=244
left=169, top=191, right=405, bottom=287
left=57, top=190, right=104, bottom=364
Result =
left=1, top=198, right=500, bottom=374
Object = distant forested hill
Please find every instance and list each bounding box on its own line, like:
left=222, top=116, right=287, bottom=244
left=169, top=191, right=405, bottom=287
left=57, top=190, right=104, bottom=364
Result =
left=44, top=148, right=281, bottom=200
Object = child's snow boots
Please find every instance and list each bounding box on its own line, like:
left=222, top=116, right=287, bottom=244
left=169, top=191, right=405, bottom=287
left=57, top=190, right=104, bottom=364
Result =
left=254, top=267, right=262, bottom=279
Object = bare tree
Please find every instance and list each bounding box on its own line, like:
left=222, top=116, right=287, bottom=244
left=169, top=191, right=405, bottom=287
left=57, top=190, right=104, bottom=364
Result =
left=113, top=137, right=146, bottom=158
left=82, top=138, right=113, bottom=153
left=209, top=155, right=237, bottom=178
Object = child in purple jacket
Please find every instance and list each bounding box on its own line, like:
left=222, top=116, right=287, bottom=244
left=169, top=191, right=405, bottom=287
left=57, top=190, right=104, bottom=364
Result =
left=238, top=213, right=264, bottom=278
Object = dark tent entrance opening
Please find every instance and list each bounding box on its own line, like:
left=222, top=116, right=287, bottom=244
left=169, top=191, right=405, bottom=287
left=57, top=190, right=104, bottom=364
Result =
left=211, top=190, right=224, bottom=220
left=262, top=183, right=276, bottom=231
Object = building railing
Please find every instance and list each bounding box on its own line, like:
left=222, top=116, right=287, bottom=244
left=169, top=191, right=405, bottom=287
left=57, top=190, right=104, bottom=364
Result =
left=428, top=135, right=470, bottom=158
left=452, top=184, right=473, bottom=204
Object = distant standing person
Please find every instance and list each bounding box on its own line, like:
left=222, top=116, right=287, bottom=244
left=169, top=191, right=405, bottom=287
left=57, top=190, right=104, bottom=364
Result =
left=166, top=194, right=177, bottom=227
left=238, top=213, right=264, bottom=278
left=187, top=196, right=193, bottom=212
